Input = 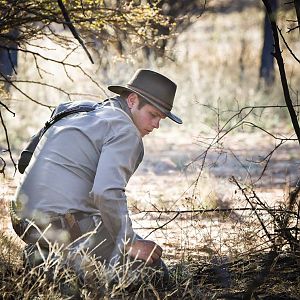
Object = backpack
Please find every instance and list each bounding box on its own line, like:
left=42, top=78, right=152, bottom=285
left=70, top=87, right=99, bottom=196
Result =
left=18, top=100, right=101, bottom=174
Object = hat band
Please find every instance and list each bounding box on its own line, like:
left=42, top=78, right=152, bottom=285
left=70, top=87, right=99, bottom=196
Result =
left=127, top=84, right=172, bottom=111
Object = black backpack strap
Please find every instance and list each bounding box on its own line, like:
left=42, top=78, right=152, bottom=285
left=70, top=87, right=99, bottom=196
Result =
left=17, top=102, right=101, bottom=174
left=40, top=105, right=97, bottom=137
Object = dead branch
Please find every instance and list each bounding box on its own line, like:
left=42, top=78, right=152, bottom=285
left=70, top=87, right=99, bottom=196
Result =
left=186, top=104, right=298, bottom=195
left=56, top=0, right=94, bottom=64
left=144, top=212, right=180, bottom=239
left=0, top=45, right=106, bottom=94
left=226, top=176, right=300, bottom=298
left=229, top=173, right=300, bottom=253
left=229, top=176, right=275, bottom=248
left=287, top=24, right=300, bottom=32
left=251, top=140, right=284, bottom=182
left=278, top=27, right=300, bottom=64
left=0, top=72, right=52, bottom=108
left=187, top=104, right=299, bottom=170
left=138, top=206, right=298, bottom=240
left=0, top=109, right=17, bottom=175
left=0, top=100, right=15, bottom=116
left=0, top=79, right=101, bottom=102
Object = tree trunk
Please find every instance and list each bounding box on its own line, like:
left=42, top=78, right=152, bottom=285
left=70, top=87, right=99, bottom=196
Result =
left=259, top=0, right=278, bottom=86
left=262, top=0, right=300, bottom=145
left=0, top=28, right=19, bottom=91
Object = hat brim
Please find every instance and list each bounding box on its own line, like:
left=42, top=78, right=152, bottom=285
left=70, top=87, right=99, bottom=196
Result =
left=108, top=85, right=183, bottom=124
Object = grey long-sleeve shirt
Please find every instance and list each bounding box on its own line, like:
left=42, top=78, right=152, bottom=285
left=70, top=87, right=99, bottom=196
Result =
left=14, top=97, right=144, bottom=243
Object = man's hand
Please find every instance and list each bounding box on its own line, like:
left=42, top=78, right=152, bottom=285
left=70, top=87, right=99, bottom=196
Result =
left=126, top=240, right=162, bottom=265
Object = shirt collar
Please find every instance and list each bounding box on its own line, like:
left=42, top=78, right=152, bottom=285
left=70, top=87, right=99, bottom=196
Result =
left=104, top=96, right=133, bottom=120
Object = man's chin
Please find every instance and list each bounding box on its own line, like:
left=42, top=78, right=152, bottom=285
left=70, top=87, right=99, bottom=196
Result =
left=142, top=131, right=151, bottom=137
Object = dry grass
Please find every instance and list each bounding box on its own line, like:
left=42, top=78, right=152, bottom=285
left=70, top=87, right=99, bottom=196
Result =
left=1, top=227, right=299, bottom=299
left=2, top=173, right=300, bottom=298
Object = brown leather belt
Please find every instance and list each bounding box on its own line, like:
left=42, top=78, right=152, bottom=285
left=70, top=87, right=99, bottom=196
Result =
left=11, top=210, right=91, bottom=243
left=50, top=212, right=91, bottom=241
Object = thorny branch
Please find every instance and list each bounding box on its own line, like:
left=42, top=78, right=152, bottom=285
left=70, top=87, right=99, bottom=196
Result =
left=230, top=176, right=275, bottom=248
left=228, top=175, right=300, bottom=298
left=229, top=175, right=300, bottom=252
left=186, top=103, right=299, bottom=197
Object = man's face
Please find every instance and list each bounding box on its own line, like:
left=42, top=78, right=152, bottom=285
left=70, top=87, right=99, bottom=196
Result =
left=127, top=93, right=166, bottom=137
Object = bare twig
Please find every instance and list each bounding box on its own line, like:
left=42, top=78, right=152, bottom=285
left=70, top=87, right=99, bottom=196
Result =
left=0, top=45, right=105, bottom=93
left=0, top=109, right=17, bottom=175
left=252, top=140, right=284, bottom=182
left=144, top=212, right=180, bottom=238
left=0, top=71, right=52, bottom=108
left=1, top=79, right=101, bottom=101
left=229, top=176, right=275, bottom=247
left=278, top=27, right=300, bottom=64
left=138, top=206, right=298, bottom=239
left=287, top=24, right=300, bottom=32
left=187, top=104, right=298, bottom=170
left=0, top=101, right=15, bottom=116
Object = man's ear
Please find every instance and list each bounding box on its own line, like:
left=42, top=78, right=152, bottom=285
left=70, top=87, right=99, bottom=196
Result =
left=126, top=93, right=139, bottom=109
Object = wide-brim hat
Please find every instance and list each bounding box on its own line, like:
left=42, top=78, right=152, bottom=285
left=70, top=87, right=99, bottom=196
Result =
left=108, top=69, right=182, bottom=124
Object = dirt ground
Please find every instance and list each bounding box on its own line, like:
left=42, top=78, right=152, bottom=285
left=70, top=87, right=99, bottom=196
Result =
left=126, top=129, right=300, bottom=261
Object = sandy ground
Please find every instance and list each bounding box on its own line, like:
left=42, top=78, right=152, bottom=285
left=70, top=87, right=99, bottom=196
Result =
left=128, top=129, right=299, bottom=260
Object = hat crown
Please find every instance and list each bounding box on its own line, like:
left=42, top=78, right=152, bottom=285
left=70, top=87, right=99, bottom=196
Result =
left=128, top=69, right=176, bottom=110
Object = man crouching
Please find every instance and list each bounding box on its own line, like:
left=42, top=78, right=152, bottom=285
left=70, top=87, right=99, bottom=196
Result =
left=11, top=69, right=182, bottom=295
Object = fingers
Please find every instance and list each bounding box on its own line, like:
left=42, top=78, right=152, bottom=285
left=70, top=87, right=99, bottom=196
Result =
left=127, top=240, right=163, bottom=264
left=145, top=241, right=162, bottom=263
left=153, top=243, right=163, bottom=257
